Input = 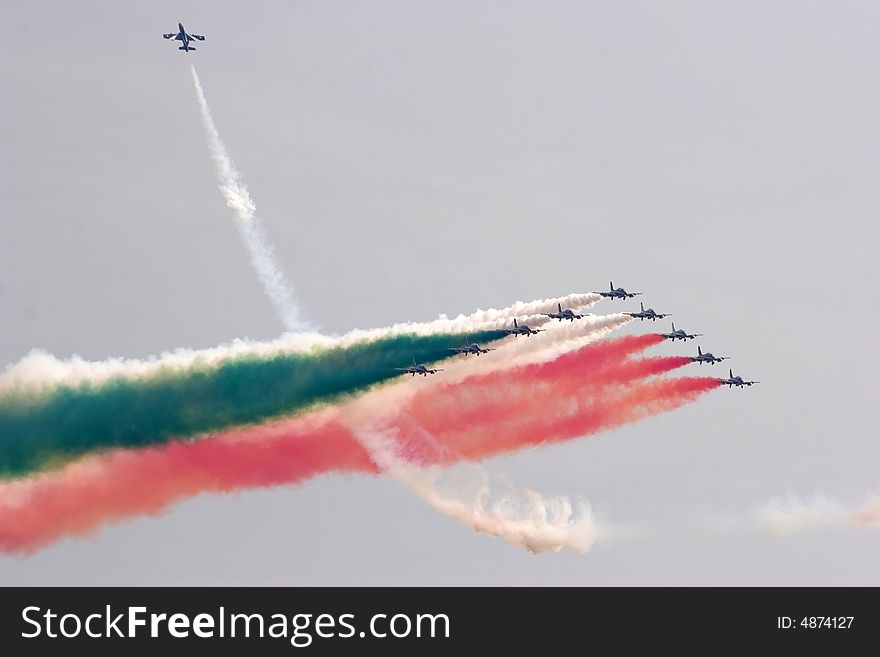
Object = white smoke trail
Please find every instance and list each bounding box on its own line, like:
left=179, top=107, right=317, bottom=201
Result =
left=190, top=66, right=307, bottom=333
left=850, top=494, right=880, bottom=528
left=752, top=491, right=880, bottom=536
left=752, top=494, right=846, bottom=536
left=352, top=423, right=604, bottom=554
left=319, top=290, right=601, bottom=345
left=397, top=466, right=603, bottom=554
left=191, top=60, right=601, bottom=338
left=0, top=295, right=611, bottom=393
left=439, top=313, right=633, bottom=385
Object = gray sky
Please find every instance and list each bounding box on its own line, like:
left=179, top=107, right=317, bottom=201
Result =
left=1, top=0, right=878, bottom=584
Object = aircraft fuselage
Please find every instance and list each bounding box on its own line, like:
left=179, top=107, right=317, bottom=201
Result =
left=178, top=24, right=193, bottom=50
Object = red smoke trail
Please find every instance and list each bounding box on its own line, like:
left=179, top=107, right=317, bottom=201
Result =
left=396, top=376, right=720, bottom=464
left=521, top=332, right=665, bottom=376
left=467, top=333, right=665, bottom=387
left=407, top=350, right=689, bottom=441
left=401, top=334, right=667, bottom=441
left=0, top=414, right=376, bottom=554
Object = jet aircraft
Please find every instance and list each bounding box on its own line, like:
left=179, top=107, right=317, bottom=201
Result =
left=595, top=281, right=642, bottom=300
left=660, top=322, right=702, bottom=341
left=448, top=342, right=494, bottom=356
left=625, top=302, right=671, bottom=322
left=543, top=303, right=586, bottom=322
left=717, top=369, right=759, bottom=387
left=689, top=345, right=729, bottom=365
left=500, top=318, right=544, bottom=337
left=163, top=23, right=205, bottom=52
left=396, top=359, right=444, bottom=377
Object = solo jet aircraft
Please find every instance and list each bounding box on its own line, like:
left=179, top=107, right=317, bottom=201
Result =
left=448, top=342, right=494, bottom=356
left=625, top=302, right=671, bottom=322
left=660, top=323, right=702, bottom=342
left=543, top=303, right=586, bottom=322
left=163, top=23, right=205, bottom=52
left=595, top=281, right=642, bottom=300
left=689, top=345, right=729, bottom=365
left=396, top=359, right=444, bottom=377
left=500, top=318, right=544, bottom=337
left=718, top=369, right=760, bottom=387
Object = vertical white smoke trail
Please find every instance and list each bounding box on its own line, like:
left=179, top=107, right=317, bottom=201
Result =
left=190, top=66, right=308, bottom=332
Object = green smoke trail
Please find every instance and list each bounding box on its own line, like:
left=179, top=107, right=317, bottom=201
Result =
left=0, top=330, right=505, bottom=478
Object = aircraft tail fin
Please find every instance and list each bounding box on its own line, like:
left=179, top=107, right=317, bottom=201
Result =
left=730, top=368, right=733, bottom=378
left=640, top=302, right=644, bottom=311
left=514, top=318, right=518, bottom=327
left=558, top=303, right=562, bottom=313
left=698, top=345, right=702, bottom=356
left=671, top=322, right=675, bottom=331
left=610, top=281, right=613, bottom=291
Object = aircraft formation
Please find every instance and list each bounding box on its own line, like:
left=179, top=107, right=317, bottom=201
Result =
left=395, top=282, right=759, bottom=387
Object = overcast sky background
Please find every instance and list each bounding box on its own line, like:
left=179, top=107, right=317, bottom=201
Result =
left=1, top=1, right=878, bottom=585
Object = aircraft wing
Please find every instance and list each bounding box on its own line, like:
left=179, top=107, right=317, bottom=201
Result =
left=163, top=33, right=175, bottom=39
left=192, top=34, right=206, bottom=40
